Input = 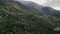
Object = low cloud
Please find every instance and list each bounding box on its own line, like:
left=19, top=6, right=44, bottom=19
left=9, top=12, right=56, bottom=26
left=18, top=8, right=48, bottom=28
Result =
left=44, top=0, right=60, bottom=10
left=15, top=0, right=60, bottom=10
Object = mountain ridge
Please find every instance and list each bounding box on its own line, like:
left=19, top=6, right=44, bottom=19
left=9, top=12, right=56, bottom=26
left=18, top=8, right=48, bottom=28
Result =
left=0, top=0, right=60, bottom=34
left=19, top=1, right=60, bottom=15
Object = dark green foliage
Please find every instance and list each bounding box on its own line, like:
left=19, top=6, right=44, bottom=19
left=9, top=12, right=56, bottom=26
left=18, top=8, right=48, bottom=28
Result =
left=0, top=0, right=60, bottom=34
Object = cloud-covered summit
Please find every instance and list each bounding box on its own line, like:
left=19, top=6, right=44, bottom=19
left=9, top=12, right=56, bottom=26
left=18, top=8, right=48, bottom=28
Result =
left=15, top=0, right=60, bottom=10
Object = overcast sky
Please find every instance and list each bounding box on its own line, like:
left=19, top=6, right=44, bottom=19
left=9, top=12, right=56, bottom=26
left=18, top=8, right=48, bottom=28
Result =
left=16, top=0, right=60, bottom=10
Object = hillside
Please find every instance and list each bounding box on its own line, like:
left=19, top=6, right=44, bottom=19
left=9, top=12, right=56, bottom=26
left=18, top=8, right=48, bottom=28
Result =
left=0, top=0, right=60, bottom=34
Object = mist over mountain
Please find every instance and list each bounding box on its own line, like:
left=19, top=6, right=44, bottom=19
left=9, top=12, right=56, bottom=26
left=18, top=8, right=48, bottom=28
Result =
left=19, top=1, right=43, bottom=10
left=16, top=0, right=60, bottom=15
left=16, top=0, right=60, bottom=10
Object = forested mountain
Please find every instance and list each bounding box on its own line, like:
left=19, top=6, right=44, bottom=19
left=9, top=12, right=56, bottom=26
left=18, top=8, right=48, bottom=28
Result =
left=0, top=0, right=60, bottom=34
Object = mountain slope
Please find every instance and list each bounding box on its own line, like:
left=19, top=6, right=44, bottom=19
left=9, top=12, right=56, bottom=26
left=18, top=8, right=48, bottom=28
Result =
left=19, top=1, right=43, bottom=10
left=0, top=0, right=60, bottom=34
left=19, top=1, right=60, bottom=15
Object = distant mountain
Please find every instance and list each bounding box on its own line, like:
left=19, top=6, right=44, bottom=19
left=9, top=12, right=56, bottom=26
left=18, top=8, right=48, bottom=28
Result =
left=19, top=1, right=60, bottom=15
left=19, top=1, right=43, bottom=10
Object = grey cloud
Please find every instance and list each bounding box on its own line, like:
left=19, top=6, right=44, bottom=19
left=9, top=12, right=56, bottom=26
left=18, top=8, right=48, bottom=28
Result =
left=44, top=0, right=60, bottom=7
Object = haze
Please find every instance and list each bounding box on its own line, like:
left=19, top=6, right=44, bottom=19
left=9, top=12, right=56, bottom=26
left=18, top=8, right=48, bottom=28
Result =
left=16, top=0, right=60, bottom=10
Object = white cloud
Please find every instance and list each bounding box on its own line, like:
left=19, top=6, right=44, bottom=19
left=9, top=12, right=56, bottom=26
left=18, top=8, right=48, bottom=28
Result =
left=44, top=0, right=60, bottom=10
left=24, top=0, right=47, bottom=5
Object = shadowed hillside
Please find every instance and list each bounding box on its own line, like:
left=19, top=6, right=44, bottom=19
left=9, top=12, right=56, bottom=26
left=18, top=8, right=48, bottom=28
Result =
left=0, top=0, right=60, bottom=34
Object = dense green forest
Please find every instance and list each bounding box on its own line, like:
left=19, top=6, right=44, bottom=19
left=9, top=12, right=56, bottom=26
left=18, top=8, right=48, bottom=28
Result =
left=0, top=0, right=60, bottom=34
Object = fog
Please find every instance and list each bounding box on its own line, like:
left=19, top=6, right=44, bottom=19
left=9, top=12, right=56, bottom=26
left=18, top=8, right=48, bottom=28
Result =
left=15, top=0, right=60, bottom=10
